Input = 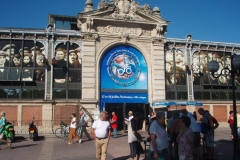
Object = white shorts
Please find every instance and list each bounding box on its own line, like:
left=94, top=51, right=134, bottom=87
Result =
left=179, top=155, right=193, bottom=160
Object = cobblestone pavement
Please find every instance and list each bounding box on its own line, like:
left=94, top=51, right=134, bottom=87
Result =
left=0, top=128, right=238, bottom=160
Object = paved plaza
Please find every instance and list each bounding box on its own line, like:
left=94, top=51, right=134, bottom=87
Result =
left=0, top=128, right=238, bottom=160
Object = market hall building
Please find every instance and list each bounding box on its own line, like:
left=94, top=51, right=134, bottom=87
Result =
left=0, top=0, right=239, bottom=133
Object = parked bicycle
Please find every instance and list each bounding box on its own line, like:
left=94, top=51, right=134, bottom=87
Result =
left=55, top=121, right=70, bottom=140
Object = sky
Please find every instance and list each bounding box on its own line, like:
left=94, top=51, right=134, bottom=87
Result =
left=0, top=0, right=239, bottom=44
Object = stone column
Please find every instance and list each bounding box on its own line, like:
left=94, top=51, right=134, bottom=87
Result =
left=151, top=39, right=166, bottom=103
left=82, top=38, right=96, bottom=100
left=42, top=104, right=53, bottom=133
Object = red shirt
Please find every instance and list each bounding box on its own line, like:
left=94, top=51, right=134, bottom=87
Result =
left=229, top=116, right=234, bottom=124
left=111, top=115, right=118, bottom=129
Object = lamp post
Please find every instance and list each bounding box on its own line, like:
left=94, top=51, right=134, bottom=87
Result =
left=207, top=54, right=240, bottom=160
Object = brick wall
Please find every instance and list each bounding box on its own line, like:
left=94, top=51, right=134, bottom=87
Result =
left=22, top=105, right=42, bottom=126
left=0, top=105, right=17, bottom=124
left=213, top=105, right=227, bottom=122
left=54, top=105, right=78, bottom=125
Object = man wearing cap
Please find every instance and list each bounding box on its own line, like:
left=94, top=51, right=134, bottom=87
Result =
left=9, top=54, right=21, bottom=80
left=75, top=47, right=82, bottom=65
left=0, top=51, right=9, bottom=80
left=54, top=47, right=67, bottom=83
left=2, top=44, right=15, bottom=63
left=0, top=111, right=11, bottom=149
left=68, top=49, right=81, bottom=82
left=36, top=53, right=45, bottom=67
left=68, top=49, right=80, bottom=68
left=31, top=46, right=41, bottom=62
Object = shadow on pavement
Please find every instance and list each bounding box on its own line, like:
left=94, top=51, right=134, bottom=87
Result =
left=34, top=136, right=45, bottom=141
left=112, top=155, right=130, bottom=160
left=11, top=144, right=38, bottom=149
left=14, top=136, right=28, bottom=143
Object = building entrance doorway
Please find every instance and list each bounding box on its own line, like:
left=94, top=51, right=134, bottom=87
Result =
left=105, top=103, right=149, bottom=131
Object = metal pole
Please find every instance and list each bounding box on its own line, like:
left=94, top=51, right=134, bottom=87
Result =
left=231, top=56, right=240, bottom=160
left=123, top=103, right=126, bottom=133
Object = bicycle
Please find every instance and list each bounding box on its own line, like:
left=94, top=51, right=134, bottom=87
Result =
left=55, top=121, right=70, bottom=140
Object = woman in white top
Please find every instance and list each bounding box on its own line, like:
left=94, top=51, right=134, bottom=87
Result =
left=149, top=111, right=169, bottom=160
left=68, top=113, right=81, bottom=144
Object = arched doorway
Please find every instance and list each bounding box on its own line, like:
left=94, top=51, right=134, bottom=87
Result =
left=100, top=45, right=149, bottom=130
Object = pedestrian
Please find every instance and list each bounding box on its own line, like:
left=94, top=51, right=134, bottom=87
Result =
left=125, top=111, right=133, bottom=125
left=79, top=111, right=92, bottom=141
left=198, top=108, right=215, bottom=160
left=128, top=112, right=143, bottom=160
left=110, top=112, right=118, bottom=138
left=148, top=111, right=169, bottom=160
left=0, top=111, right=11, bottom=149
left=176, top=115, right=194, bottom=160
left=228, top=111, right=234, bottom=139
left=68, top=113, right=81, bottom=144
left=205, top=110, right=219, bottom=160
left=193, top=111, right=197, bottom=121
left=147, top=112, right=157, bottom=136
left=182, top=109, right=201, bottom=160
left=169, top=112, right=181, bottom=160
left=91, top=111, right=111, bottom=160
left=149, top=112, right=156, bottom=121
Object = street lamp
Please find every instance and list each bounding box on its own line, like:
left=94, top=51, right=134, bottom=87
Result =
left=207, top=54, right=240, bottom=160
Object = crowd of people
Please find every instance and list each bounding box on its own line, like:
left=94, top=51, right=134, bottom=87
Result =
left=146, top=108, right=220, bottom=160
left=1, top=108, right=239, bottom=160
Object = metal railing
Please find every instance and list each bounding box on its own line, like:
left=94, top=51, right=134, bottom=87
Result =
left=8, top=120, right=93, bottom=134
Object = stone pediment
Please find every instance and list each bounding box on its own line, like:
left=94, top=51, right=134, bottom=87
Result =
left=78, top=0, right=169, bottom=38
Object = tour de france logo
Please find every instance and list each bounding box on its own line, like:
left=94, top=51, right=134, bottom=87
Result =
left=107, top=50, right=141, bottom=87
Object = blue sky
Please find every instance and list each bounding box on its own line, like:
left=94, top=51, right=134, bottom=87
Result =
left=0, top=0, right=239, bottom=44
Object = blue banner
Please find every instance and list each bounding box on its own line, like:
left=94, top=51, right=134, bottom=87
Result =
left=152, top=101, right=203, bottom=107
left=101, top=92, right=148, bottom=103
left=100, top=45, right=148, bottom=90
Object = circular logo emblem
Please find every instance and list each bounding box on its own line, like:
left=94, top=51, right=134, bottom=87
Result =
left=107, top=51, right=141, bottom=86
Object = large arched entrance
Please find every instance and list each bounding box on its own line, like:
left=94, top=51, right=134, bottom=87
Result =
left=100, top=45, right=149, bottom=130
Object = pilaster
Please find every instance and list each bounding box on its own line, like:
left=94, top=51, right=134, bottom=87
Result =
left=151, top=39, right=166, bottom=102
left=82, top=40, right=96, bottom=100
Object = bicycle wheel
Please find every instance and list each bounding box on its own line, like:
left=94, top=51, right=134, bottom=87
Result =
left=55, top=128, right=64, bottom=138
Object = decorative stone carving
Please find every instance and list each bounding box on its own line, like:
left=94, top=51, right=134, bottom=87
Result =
left=106, top=0, right=145, bottom=21
left=119, top=33, right=129, bottom=43
left=138, top=4, right=153, bottom=15
left=151, top=23, right=167, bottom=38
left=46, top=23, right=54, bottom=34
left=83, top=33, right=99, bottom=41
left=96, top=25, right=142, bottom=36
left=78, top=17, right=95, bottom=33
left=152, top=38, right=165, bottom=44
left=98, top=0, right=108, bottom=9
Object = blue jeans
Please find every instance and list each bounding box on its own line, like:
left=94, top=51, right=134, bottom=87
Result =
left=113, top=128, right=118, bottom=138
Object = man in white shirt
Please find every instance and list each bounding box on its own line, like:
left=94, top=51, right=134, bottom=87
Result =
left=92, top=111, right=111, bottom=160
left=79, top=111, right=92, bottom=141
